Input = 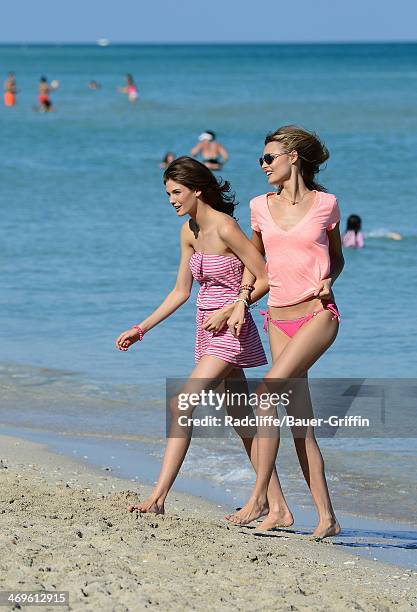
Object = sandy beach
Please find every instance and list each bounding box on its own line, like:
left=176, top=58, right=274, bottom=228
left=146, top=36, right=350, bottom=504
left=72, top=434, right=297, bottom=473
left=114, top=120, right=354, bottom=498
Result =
left=0, top=435, right=416, bottom=611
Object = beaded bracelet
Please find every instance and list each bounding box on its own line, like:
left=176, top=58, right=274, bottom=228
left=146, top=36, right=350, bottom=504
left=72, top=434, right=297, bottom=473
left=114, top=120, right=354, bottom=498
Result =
left=133, top=325, right=144, bottom=341
left=233, top=297, right=249, bottom=308
left=239, top=284, right=255, bottom=293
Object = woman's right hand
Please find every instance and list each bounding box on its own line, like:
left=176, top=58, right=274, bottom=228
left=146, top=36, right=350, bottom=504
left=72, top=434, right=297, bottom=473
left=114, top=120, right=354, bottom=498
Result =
left=227, top=302, right=246, bottom=338
left=115, top=328, right=142, bottom=351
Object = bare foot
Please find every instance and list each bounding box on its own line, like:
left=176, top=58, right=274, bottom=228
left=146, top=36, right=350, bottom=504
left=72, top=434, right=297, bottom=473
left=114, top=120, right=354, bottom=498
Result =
left=257, top=510, right=294, bottom=531
left=128, top=496, right=165, bottom=515
left=225, top=497, right=266, bottom=525
left=311, top=518, right=341, bottom=540
left=235, top=504, right=269, bottom=520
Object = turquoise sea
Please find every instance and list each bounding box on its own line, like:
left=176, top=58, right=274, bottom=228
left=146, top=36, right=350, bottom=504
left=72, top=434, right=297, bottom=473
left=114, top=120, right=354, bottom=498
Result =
left=1, top=44, right=416, bottom=560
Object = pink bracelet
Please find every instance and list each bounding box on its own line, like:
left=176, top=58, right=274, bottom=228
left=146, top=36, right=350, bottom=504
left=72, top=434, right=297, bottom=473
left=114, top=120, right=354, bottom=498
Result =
left=133, top=325, right=144, bottom=341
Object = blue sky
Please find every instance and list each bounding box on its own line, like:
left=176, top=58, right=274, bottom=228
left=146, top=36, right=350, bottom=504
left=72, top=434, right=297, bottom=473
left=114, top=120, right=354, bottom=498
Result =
left=2, top=0, right=416, bottom=43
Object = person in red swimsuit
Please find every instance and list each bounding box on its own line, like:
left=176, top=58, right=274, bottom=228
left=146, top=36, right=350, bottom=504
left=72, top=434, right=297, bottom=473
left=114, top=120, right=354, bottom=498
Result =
left=38, top=76, right=53, bottom=112
left=4, top=72, right=17, bottom=107
left=226, top=125, right=345, bottom=539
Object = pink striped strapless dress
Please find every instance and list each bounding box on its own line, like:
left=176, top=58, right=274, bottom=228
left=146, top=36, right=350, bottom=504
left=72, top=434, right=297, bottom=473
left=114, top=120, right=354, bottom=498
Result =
left=189, top=252, right=267, bottom=367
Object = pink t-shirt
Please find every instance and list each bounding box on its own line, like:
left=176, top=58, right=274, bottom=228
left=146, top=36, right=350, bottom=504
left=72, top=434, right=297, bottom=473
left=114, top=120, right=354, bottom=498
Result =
left=250, top=191, right=340, bottom=307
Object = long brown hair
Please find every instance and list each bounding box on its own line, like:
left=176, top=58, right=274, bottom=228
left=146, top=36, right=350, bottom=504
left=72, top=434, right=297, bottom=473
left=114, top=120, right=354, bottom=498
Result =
left=163, top=156, right=237, bottom=217
left=265, top=125, right=329, bottom=192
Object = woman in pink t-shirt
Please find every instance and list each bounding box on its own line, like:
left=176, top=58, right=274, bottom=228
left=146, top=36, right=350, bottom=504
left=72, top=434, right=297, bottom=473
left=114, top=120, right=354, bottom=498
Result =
left=226, top=126, right=345, bottom=539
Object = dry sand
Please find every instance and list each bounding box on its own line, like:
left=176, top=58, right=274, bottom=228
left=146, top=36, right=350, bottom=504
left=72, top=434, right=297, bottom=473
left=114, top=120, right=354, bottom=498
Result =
left=0, top=434, right=416, bottom=611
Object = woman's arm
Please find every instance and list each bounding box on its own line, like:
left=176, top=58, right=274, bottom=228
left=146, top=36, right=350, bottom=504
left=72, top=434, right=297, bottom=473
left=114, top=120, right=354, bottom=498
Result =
left=203, top=228, right=267, bottom=330
left=219, top=221, right=269, bottom=338
left=190, top=142, right=203, bottom=157
left=220, top=221, right=268, bottom=297
left=217, top=143, right=229, bottom=163
left=116, top=223, right=194, bottom=350
left=236, top=230, right=266, bottom=304
left=222, top=228, right=266, bottom=337
left=139, top=225, right=194, bottom=333
left=314, top=223, right=345, bottom=299
left=328, top=223, right=345, bottom=283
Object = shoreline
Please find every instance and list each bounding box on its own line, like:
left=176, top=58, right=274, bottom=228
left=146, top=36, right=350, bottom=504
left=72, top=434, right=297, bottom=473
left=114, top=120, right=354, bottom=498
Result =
left=0, top=434, right=416, bottom=611
left=1, top=425, right=417, bottom=570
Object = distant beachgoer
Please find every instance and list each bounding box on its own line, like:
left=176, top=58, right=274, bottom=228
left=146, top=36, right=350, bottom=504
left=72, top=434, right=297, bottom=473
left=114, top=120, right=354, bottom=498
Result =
left=342, top=214, right=364, bottom=248
left=88, top=80, right=101, bottom=90
left=37, top=76, right=53, bottom=112
left=191, top=131, right=229, bottom=170
left=160, top=152, right=175, bottom=169
left=116, top=156, right=269, bottom=515
left=118, top=74, right=138, bottom=102
left=226, top=125, right=344, bottom=539
left=386, top=231, right=402, bottom=241
left=4, top=72, right=17, bottom=107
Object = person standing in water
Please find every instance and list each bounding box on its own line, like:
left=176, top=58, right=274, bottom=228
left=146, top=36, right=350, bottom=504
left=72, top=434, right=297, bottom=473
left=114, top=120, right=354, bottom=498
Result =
left=4, top=72, right=17, bottom=107
left=37, top=76, right=53, bottom=112
left=118, top=74, right=138, bottom=103
left=116, top=156, right=269, bottom=515
left=342, top=214, right=364, bottom=248
left=191, top=131, right=229, bottom=170
left=226, top=125, right=344, bottom=539
left=160, top=152, right=175, bottom=169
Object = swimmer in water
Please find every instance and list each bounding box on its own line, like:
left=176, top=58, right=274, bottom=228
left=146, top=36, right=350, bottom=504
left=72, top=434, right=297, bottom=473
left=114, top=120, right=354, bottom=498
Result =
left=160, top=152, right=175, bottom=169
left=4, top=72, right=17, bottom=107
left=37, top=76, right=53, bottom=112
left=88, top=80, right=101, bottom=90
left=386, top=231, right=402, bottom=240
left=343, top=215, right=403, bottom=245
left=191, top=131, right=229, bottom=170
left=118, top=74, right=138, bottom=103
left=342, top=214, right=365, bottom=248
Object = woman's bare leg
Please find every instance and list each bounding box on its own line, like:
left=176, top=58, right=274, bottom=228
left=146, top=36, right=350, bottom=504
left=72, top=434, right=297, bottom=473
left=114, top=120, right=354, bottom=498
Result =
left=293, top=382, right=340, bottom=538
left=226, top=325, right=291, bottom=527
left=227, top=309, right=341, bottom=536
left=128, top=355, right=233, bottom=514
left=225, top=368, right=293, bottom=528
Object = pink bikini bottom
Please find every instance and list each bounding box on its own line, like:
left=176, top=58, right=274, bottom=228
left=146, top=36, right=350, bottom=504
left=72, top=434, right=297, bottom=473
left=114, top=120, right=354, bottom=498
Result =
left=260, top=303, right=340, bottom=338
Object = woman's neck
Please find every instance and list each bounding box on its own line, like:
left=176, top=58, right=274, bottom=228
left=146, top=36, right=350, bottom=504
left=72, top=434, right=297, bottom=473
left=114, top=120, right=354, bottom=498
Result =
left=277, top=173, right=310, bottom=204
left=190, top=199, right=213, bottom=229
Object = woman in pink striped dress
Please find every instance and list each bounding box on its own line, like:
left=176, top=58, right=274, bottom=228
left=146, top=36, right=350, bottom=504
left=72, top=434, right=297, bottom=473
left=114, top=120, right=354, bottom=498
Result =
left=116, top=156, right=268, bottom=514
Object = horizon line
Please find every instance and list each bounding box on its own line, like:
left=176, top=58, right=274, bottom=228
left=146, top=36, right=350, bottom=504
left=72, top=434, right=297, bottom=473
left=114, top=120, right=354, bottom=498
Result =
left=1, top=39, right=417, bottom=46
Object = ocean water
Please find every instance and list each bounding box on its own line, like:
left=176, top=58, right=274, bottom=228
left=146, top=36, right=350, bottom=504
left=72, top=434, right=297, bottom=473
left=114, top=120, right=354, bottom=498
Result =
left=1, top=44, right=417, bottom=528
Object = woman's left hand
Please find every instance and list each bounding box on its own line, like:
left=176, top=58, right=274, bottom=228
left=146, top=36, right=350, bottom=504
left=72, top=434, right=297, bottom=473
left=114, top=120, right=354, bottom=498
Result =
left=116, top=327, right=142, bottom=351
left=314, top=278, right=333, bottom=300
left=203, top=306, right=232, bottom=333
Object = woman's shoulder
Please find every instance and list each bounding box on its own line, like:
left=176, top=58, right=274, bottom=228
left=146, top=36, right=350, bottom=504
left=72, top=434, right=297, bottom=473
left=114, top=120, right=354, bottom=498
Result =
left=217, top=213, right=239, bottom=232
left=317, top=191, right=338, bottom=206
left=317, top=191, right=337, bottom=202
left=249, top=193, right=269, bottom=210
left=317, top=192, right=339, bottom=215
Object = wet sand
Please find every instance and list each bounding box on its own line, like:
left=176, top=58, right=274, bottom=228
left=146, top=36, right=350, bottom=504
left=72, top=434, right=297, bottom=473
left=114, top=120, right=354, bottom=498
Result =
left=0, top=434, right=416, bottom=611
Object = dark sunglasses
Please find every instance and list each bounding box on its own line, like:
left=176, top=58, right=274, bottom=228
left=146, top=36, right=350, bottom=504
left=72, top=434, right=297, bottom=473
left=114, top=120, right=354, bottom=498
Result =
left=259, top=152, right=287, bottom=167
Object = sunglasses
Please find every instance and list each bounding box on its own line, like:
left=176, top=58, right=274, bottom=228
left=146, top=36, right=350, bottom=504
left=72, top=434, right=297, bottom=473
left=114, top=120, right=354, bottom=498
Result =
left=259, top=152, right=288, bottom=167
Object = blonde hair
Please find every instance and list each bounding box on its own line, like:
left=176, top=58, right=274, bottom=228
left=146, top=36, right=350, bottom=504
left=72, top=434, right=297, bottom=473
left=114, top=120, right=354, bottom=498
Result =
left=265, top=125, right=329, bottom=192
